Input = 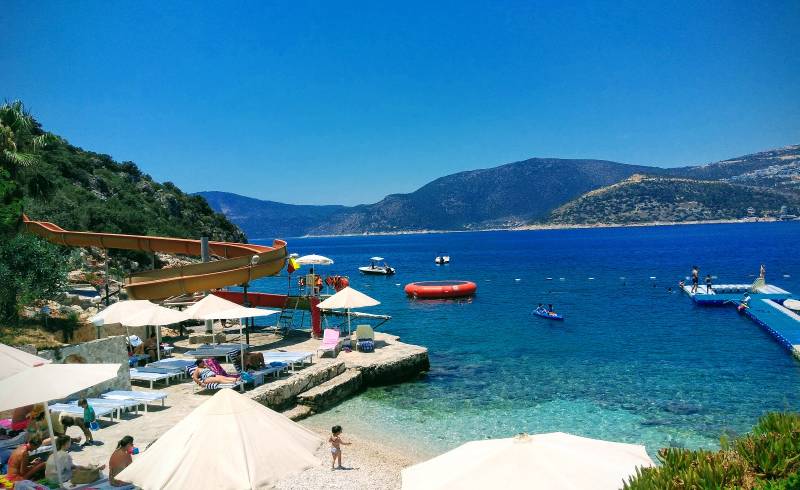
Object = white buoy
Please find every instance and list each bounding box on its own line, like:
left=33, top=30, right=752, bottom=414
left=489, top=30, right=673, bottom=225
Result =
left=650, top=276, right=656, bottom=280
left=784, top=274, right=791, bottom=278
left=546, top=277, right=553, bottom=281
left=515, top=278, right=521, bottom=282
left=395, top=283, right=401, bottom=286
left=588, top=277, right=595, bottom=280
left=559, top=278, right=565, bottom=281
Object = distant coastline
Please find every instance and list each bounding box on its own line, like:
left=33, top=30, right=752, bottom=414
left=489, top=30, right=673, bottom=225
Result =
left=250, top=217, right=792, bottom=240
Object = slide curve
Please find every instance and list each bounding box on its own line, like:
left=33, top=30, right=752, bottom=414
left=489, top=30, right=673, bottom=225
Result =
left=23, top=215, right=287, bottom=300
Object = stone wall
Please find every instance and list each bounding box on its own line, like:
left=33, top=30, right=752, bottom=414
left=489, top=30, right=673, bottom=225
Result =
left=38, top=336, right=131, bottom=399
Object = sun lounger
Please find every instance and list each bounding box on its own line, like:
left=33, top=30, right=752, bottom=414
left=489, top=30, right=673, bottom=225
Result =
left=184, top=344, right=248, bottom=362
left=148, top=359, right=195, bottom=370
left=129, top=368, right=172, bottom=389
left=127, top=354, right=150, bottom=367
left=66, top=397, right=141, bottom=418
left=135, top=366, right=186, bottom=381
left=353, top=324, right=375, bottom=352
left=317, top=329, right=342, bottom=358
left=228, top=351, right=289, bottom=386
left=186, top=365, right=244, bottom=393
left=49, top=403, right=116, bottom=422
left=262, top=351, right=314, bottom=371
left=101, top=390, right=168, bottom=412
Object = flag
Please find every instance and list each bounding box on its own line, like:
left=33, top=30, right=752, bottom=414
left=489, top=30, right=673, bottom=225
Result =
left=287, top=257, right=299, bottom=274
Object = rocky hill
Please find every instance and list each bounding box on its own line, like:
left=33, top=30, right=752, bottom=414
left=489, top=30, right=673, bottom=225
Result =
left=199, top=158, right=662, bottom=235
left=200, top=144, right=800, bottom=236
left=549, top=175, right=799, bottom=225
left=667, top=144, right=800, bottom=195
left=19, top=134, right=245, bottom=243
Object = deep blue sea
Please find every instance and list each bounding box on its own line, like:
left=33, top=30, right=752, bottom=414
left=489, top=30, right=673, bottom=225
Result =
left=251, top=222, right=800, bottom=458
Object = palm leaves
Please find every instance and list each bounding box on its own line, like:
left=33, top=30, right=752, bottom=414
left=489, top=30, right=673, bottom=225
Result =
left=0, top=100, right=60, bottom=171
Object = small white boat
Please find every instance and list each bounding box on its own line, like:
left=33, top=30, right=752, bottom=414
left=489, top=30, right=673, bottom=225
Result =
left=359, top=256, right=396, bottom=275
left=435, top=255, right=450, bottom=265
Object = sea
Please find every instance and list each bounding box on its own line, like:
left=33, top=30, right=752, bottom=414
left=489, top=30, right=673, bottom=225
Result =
left=249, top=222, right=800, bottom=458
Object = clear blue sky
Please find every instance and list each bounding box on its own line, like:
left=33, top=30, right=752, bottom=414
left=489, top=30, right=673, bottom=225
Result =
left=3, top=1, right=799, bottom=205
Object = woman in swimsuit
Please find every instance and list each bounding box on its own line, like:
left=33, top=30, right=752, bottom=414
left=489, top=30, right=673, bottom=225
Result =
left=192, top=360, right=240, bottom=387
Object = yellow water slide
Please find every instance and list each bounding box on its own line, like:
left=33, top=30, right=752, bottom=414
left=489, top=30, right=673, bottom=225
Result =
left=23, top=215, right=287, bottom=300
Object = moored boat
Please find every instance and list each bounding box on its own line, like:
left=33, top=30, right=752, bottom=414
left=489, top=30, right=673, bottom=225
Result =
left=434, top=255, right=451, bottom=265
left=359, top=257, right=396, bottom=275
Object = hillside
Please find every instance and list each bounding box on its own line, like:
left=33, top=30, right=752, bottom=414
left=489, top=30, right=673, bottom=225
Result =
left=667, top=144, right=800, bottom=195
left=549, top=175, right=799, bottom=224
left=200, top=158, right=662, bottom=235
left=199, top=191, right=345, bottom=239
left=16, top=122, right=245, bottom=244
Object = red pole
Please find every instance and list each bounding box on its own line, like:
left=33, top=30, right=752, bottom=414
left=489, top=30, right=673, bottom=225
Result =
left=310, top=296, right=322, bottom=338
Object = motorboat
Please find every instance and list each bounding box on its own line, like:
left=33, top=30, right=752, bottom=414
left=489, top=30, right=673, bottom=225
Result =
left=359, top=257, right=396, bottom=275
left=435, top=255, right=451, bottom=265
left=532, top=306, right=564, bottom=321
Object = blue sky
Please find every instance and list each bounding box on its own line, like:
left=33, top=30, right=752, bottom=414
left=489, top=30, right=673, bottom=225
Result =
left=3, top=1, right=799, bottom=205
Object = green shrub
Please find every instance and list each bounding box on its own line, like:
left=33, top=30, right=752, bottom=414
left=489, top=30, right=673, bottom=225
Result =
left=625, top=412, right=800, bottom=490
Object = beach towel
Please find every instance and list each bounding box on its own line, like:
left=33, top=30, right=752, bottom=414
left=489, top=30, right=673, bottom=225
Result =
left=358, top=340, right=375, bottom=352
left=204, top=358, right=232, bottom=377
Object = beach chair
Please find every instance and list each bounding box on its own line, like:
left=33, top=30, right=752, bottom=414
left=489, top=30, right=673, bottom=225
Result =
left=262, top=351, right=314, bottom=372
left=129, top=368, right=172, bottom=389
left=102, top=390, right=168, bottom=412
left=353, top=324, right=375, bottom=352
left=49, top=403, right=116, bottom=423
left=229, top=351, right=288, bottom=386
left=317, top=329, right=341, bottom=358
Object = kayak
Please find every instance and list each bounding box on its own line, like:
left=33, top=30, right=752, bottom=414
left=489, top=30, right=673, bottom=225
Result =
left=532, top=307, right=564, bottom=321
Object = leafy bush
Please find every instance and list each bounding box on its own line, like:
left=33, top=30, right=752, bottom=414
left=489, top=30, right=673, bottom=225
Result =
left=0, top=234, right=68, bottom=325
left=625, top=412, right=800, bottom=490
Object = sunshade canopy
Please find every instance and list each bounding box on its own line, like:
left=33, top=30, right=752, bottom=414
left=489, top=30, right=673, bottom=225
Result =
left=317, top=286, right=380, bottom=310
left=89, top=300, right=157, bottom=326
left=783, top=299, right=800, bottom=311
left=199, top=307, right=280, bottom=320
left=296, top=254, right=333, bottom=265
left=401, top=432, right=654, bottom=490
left=122, top=304, right=187, bottom=326
left=182, top=294, right=242, bottom=320
left=117, top=388, right=322, bottom=490
left=0, top=343, right=51, bottom=380
left=370, top=256, right=384, bottom=261
left=0, top=363, right=121, bottom=412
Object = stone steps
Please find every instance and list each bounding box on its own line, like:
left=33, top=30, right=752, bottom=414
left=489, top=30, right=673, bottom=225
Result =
left=247, top=360, right=346, bottom=410
left=281, top=404, right=313, bottom=421
left=296, top=368, right=363, bottom=413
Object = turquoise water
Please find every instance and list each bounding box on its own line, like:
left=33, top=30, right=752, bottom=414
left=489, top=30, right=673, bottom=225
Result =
left=251, top=222, right=800, bottom=458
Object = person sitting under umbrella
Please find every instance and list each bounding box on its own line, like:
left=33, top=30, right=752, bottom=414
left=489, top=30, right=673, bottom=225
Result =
left=6, top=435, right=45, bottom=482
left=191, top=360, right=240, bottom=388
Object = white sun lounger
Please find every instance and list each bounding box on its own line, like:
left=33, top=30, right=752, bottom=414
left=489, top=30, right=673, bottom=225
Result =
left=135, top=366, right=186, bottom=381
left=70, top=397, right=141, bottom=418
left=262, top=351, right=314, bottom=371
left=49, top=403, right=116, bottom=422
left=101, top=390, right=168, bottom=412
left=129, top=368, right=172, bottom=389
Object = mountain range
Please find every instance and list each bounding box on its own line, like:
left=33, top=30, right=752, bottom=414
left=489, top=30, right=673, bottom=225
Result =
left=198, top=144, right=800, bottom=238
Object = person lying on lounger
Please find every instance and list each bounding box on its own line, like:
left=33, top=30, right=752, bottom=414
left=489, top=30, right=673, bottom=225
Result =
left=192, top=359, right=240, bottom=387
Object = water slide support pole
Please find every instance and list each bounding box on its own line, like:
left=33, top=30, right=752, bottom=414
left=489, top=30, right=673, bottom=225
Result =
left=201, top=237, right=213, bottom=334
left=242, top=283, right=250, bottom=345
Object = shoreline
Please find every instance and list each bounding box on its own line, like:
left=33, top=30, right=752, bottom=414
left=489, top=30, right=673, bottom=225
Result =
left=249, top=217, right=791, bottom=240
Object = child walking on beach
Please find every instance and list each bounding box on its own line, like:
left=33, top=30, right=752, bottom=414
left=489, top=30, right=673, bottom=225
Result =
left=328, top=425, right=351, bottom=470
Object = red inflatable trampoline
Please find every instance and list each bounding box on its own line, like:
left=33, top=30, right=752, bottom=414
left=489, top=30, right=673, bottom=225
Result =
left=404, top=280, right=477, bottom=299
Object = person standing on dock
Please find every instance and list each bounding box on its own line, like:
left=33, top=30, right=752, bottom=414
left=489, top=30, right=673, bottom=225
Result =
left=691, top=266, right=699, bottom=293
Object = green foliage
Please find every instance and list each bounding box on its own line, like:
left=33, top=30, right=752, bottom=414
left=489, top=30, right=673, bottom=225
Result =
left=0, top=234, right=68, bottom=325
left=625, top=412, right=800, bottom=490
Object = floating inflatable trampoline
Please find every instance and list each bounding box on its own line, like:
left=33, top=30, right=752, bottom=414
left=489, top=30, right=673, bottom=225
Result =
left=404, top=280, right=477, bottom=299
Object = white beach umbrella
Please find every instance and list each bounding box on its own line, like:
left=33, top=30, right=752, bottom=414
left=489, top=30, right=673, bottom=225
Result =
left=0, top=343, right=51, bottom=380
left=182, top=294, right=242, bottom=320
left=200, top=307, right=280, bottom=367
left=401, top=432, right=654, bottom=490
left=0, top=363, right=121, bottom=487
left=317, top=286, right=380, bottom=337
left=783, top=299, right=800, bottom=312
left=89, top=300, right=159, bottom=354
left=296, top=254, right=334, bottom=265
left=117, top=388, right=322, bottom=490
left=123, top=305, right=187, bottom=361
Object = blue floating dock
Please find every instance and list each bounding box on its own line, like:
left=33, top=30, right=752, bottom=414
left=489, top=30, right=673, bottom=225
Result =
left=682, top=282, right=800, bottom=359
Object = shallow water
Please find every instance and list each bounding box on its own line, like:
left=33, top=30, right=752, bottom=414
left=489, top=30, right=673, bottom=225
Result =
left=251, top=222, right=800, bottom=457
